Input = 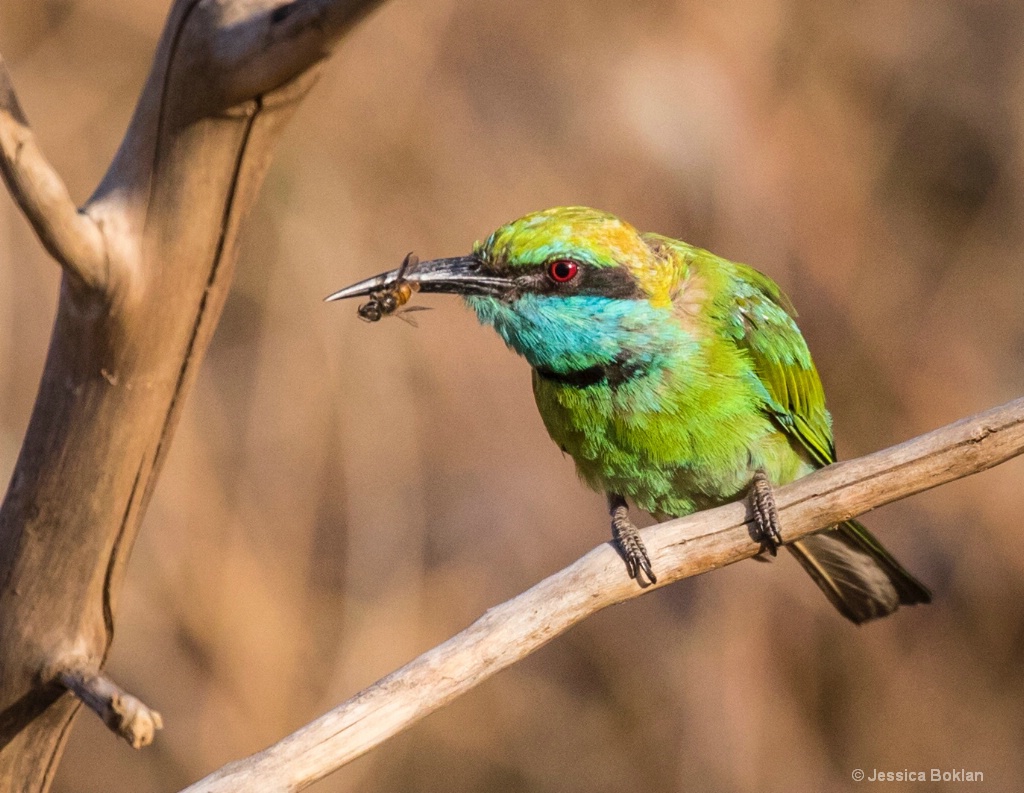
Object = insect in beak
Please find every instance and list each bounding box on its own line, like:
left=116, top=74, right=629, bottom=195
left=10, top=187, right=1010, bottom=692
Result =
left=326, top=254, right=507, bottom=305
left=326, top=253, right=433, bottom=326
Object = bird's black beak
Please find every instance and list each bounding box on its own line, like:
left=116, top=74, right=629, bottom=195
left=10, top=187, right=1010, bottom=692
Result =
left=325, top=256, right=507, bottom=302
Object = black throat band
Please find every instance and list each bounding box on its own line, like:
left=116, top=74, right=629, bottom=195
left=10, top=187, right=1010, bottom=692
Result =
left=535, top=357, right=646, bottom=389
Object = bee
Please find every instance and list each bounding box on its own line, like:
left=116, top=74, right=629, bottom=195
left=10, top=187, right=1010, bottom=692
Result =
left=357, top=252, right=430, bottom=326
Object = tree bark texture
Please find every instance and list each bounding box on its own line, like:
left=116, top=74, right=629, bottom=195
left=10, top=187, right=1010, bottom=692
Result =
left=0, top=2, right=381, bottom=789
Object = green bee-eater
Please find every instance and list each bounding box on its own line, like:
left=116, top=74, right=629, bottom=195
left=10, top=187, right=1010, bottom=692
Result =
left=329, top=207, right=931, bottom=623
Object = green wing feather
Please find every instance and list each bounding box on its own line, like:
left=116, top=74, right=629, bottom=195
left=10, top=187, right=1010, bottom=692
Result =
left=724, top=262, right=835, bottom=468
left=722, top=261, right=931, bottom=622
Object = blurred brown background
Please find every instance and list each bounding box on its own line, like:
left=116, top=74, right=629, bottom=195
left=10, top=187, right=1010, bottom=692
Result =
left=2, top=0, right=1024, bottom=790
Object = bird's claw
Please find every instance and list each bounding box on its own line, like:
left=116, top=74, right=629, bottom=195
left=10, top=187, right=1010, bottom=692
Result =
left=624, top=545, right=657, bottom=586
left=610, top=499, right=658, bottom=587
left=750, top=469, right=784, bottom=556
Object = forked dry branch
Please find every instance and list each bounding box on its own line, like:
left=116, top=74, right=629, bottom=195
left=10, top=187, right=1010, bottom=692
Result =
left=0, top=1, right=382, bottom=790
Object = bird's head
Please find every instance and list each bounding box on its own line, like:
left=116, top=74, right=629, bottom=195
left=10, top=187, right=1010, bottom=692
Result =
left=328, top=207, right=689, bottom=372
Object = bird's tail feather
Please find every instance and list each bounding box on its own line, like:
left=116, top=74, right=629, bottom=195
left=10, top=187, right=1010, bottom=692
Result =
left=787, top=519, right=931, bottom=624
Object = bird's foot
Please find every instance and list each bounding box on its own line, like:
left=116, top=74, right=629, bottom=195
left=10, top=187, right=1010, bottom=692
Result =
left=609, top=497, right=657, bottom=586
left=750, top=469, right=784, bottom=556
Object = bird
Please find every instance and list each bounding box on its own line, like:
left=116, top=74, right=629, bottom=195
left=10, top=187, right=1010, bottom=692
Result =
left=327, top=206, right=931, bottom=624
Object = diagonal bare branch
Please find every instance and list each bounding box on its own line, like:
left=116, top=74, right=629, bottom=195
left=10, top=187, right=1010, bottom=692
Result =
left=0, top=54, right=107, bottom=292
left=180, top=396, right=1024, bottom=793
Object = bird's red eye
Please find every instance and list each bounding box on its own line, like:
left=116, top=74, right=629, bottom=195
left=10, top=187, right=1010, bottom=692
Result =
left=548, top=259, right=579, bottom=283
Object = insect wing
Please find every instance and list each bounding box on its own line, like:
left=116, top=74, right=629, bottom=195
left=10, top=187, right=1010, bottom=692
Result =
left=397, top=252, right=419, bottom=279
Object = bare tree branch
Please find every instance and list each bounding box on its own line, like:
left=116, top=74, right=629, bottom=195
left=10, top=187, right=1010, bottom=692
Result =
left=0, top=55, right=107, bottom=292
left=55, top=663, right=162, bottom=750
left=180, top=397, right=1024, bottom=793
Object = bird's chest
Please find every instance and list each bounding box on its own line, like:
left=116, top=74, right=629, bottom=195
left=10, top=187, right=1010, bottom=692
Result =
left=531, top=364, right=793, bottom=517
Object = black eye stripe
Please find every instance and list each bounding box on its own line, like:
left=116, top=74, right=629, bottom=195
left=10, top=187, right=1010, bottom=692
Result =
left=493, top=262, right=644, bottom=299
left=573, top=265, right=644, bottom=299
